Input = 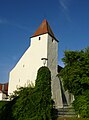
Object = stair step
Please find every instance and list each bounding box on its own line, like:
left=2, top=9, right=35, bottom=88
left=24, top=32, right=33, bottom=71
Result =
left=58, top=115, right=77, bottom=117
left=57, top=107, right=77, bottom=117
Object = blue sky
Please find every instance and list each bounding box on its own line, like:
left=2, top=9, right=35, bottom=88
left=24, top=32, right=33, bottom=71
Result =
left=0, top=0, right=89, bottom=83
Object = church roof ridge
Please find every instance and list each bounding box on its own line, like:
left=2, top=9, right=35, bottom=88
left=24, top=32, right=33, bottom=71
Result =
left=31, top=19, right=55, bottom=38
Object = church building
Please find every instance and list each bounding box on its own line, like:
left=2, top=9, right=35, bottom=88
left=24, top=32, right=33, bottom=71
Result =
left=0, top=83, right=8, bottom=100
left=8, top=19, right=72, bottom=108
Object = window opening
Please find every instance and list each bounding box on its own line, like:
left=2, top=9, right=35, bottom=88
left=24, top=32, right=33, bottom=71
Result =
left=39, top=37, right=41, bottom=40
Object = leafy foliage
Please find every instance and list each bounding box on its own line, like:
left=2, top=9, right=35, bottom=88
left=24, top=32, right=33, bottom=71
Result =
left=73, top=90, right=89, bottom=118
left=35, top=66, right=52, bottom=120
left=0, top=101, right=8, bottom=119
left=59, top=47, right=89, bottom=117
left=0, top=101, right=14, bottom=120
left=12, top=86, right=35, bottom=120
left=0, top=66, right=52, bottom=120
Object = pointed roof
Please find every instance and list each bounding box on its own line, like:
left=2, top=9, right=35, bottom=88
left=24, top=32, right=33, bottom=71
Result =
left=31, top=19, right=56, bottom=39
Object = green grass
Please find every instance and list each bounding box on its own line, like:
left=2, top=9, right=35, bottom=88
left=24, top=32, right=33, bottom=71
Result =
left=57, top=117, right=89, bottom=120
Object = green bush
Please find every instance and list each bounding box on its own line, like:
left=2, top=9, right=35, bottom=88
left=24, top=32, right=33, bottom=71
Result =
left=59, top=47, right=89, bottom=117
left=34, top=66, right=53, bottom=120
left=0, top=101, right=14, bottom=120
left=0, top=101, right=7, bottom=119
left=0, top=66, right=53, bottom=120
left=73, top=90, right=89, bottom=118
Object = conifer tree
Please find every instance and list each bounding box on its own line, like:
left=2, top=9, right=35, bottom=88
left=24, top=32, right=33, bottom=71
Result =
left=35, top=66, right=52, bottom=120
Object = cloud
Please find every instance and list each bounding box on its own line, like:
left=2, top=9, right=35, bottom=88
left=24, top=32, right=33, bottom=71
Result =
left=12, top=22, right=29, bottom=30
left=58, top=0, right=71, bottom=22
left=59, top=0, right=68, bottom=10
left=0, top=18, right=29, bottom=30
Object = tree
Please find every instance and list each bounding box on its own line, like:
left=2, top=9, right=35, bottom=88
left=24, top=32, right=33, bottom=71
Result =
left=73, top=90, right=89, bottom=118
left=12, top=66, right=52, bottom=120
left=35, top=66, right=52, bottom=120
left=59, top=47, right=89, bottom=117
left=0, top=66, right=53, bottom=120
left=0, top=100, right=14, bottom=120
left=12, top=86, right=35, bottom=120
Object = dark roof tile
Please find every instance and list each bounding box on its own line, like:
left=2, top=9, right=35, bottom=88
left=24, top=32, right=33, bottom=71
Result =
left=31, top=19, right=55, bottom=38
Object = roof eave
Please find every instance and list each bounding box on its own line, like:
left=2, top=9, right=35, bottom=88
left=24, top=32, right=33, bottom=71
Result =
left=30, top=32, right=59, bottom=42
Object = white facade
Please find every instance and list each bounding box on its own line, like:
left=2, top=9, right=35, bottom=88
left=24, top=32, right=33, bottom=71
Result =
left=8, top=34, right=48, bottom=95
left=8, top=20, right=63, bottom=108
left=47, top=35, right=63, bottom=108
left=0, top=92, right=7, bottom=101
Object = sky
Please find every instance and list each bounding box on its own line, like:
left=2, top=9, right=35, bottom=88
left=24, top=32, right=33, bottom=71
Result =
left=0, top=0, right=89, bottom=83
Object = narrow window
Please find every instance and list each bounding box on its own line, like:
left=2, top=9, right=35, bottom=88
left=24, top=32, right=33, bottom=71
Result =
left=52, top=38, right=54, bottom=42
left=39, top=37, right=41, bottom=40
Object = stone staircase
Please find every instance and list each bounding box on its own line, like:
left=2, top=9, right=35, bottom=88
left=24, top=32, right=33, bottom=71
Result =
left=57, top=106, right=77, bottom=118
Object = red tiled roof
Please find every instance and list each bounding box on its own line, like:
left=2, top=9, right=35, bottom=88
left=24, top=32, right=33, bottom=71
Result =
left=31, top=19, right=55, bottom=38
left=0, top=84, right=2, bottom=91
left=0, top=83, right=8, bottom=92
left=4, top=83, right=8, bottom=91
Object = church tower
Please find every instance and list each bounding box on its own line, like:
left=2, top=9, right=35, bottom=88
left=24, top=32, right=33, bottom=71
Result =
left=8, top=19, right=63, bottom=108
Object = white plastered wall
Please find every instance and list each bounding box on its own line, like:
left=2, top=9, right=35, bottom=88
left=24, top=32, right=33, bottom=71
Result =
left=47, top=35, right=63, bottom=108
left=8, top=33, right=63, bottom=108
left=0, top=92, right=3, bottom=100
left=8, top=34, right=48, bottom=95
left=0, top=92, right=6, bottom=100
